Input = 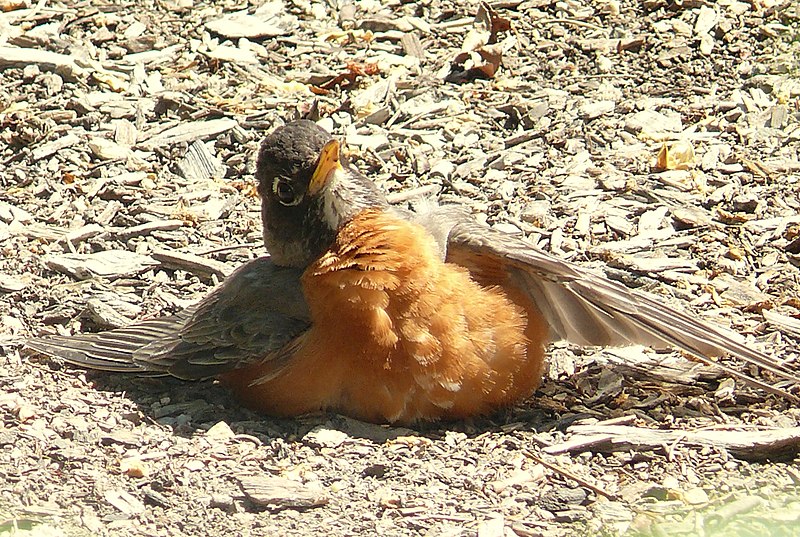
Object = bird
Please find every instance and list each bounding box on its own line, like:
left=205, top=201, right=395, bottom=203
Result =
left=26, top=120, right=799, bottom=424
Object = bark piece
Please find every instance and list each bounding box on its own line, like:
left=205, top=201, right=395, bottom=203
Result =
left=44, top=250, right=159, bottom=280
left=237, top=476, right=328, bottom=509
left=545, top=425, right=800, bottom=461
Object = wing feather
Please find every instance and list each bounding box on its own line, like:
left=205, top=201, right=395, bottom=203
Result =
left=442, top=216, right=799, bottom=403
left=26, top=257, right=311, bottom=380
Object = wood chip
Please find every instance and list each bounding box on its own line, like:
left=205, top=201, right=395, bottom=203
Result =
left=62, top=224, right=105, bottom=245
left=303, top=426, right=349, bottom=449
left=237, top=476, right=328, bottom=509
left=103, top=489, right=146, bottom=515
left=84, top=298, right=137, bottom=329
left=113, top=219, right=185, bottom=240
left=400, top=32, right=425, bottom=59
left=31, top=133, right=81, bottom=162
left=44, top=250, right=159, bottom=280
left=624, top=109, right=683, bottom=135
left=89, top=137, right=134, bottom=160
left=607, top=254, right=698, bottom=273
left=205, top=421, right=235, bottom=441
left=176, top=140, right=225, bottom=182
left=0, top=46, right=86, bottom=80
left=205, top=1, right=297, bottom=39
left=138, top=118, right=238, bottom=150
left=763, top=309, right=800, bottom=339
left=476, top=516, right=505, bottom=537
left=545, top=425, right=800, bottom=460
left=672, top=206, right=713, bottom=228
left=0, top=274, right=28, bottom=292
left=150, top=249, right=232, bottom=280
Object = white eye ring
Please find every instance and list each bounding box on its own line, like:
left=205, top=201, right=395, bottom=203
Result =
left=272, top=178, right=302, bottom=206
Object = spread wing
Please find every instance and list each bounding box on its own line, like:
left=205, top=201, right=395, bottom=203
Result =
left=431, top=210, right=799, bottom=403
left=26, top=257, right=311, bottom=380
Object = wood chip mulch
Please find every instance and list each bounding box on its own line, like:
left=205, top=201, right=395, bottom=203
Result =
left=1, top=0, right=799, bottom=535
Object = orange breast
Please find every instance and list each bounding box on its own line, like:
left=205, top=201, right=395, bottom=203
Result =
left=221, top=210, right=548, bottom=424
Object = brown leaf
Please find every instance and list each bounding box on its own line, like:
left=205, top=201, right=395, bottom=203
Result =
left=313, top=61, right=381, bottom=93
left=445, top=2, right=514, bottom=84
left=1, top=0, right=27, bottom=12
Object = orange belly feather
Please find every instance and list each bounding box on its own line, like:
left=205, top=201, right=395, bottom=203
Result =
left=220, top=209, right=548, bottom=424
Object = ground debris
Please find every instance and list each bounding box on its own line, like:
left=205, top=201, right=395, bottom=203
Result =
left=2, top=0, right=799, bottom=536
left=545, top=424, right=800, bottom=461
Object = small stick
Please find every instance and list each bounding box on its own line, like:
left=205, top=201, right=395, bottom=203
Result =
left=523, top=449, right=617, bottom=500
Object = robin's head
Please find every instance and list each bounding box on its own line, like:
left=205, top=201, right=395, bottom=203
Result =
left=256, top=120, right=387, bottom=267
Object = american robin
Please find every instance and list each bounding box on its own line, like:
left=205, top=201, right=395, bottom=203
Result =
left=26, top=120, right=800, bottom=423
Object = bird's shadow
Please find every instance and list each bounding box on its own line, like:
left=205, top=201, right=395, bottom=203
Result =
left=37, top=361, right=636, bottom=450
left=38, top=358, right=606, bottom=445
left=79, top=369, right=312, bottom=440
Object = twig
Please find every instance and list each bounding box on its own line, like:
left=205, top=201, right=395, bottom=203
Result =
left=523, top=449, right=617, bottom=500
left=196, top=242, right=262, bottom=256
left=540, top=18, right=604, bottom=31
left=386, top=185, right=441, bottom=204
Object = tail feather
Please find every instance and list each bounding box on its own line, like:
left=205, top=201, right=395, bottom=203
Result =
left=26, top=315, right=189, bottom=374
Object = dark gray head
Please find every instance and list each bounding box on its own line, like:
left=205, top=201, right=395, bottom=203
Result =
left=256, top=120, right=388, bottom=267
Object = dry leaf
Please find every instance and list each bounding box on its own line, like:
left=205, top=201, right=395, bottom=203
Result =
left=656, top=140, right=696, bottom=170
left=120, top=457, right=149, bottom=478
left=1, top=0, right=27, bottom=12
left=91, top=71, right=128, bottom=92
left=321, top=29, right=374, bottom=46
left=445, top=2, right=514, bottom=83
left=311, top=61, right=381, bottom=94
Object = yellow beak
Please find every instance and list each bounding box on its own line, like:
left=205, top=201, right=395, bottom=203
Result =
left=309, top=139, right=343, bottom=195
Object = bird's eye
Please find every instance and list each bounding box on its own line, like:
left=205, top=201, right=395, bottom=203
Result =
left=273, top=179, right=297, bottom=206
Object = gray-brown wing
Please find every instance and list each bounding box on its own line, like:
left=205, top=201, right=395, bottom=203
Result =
left=440, top=216, right=799, bottom=403
left=26, top=257, right=311, bottom=380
